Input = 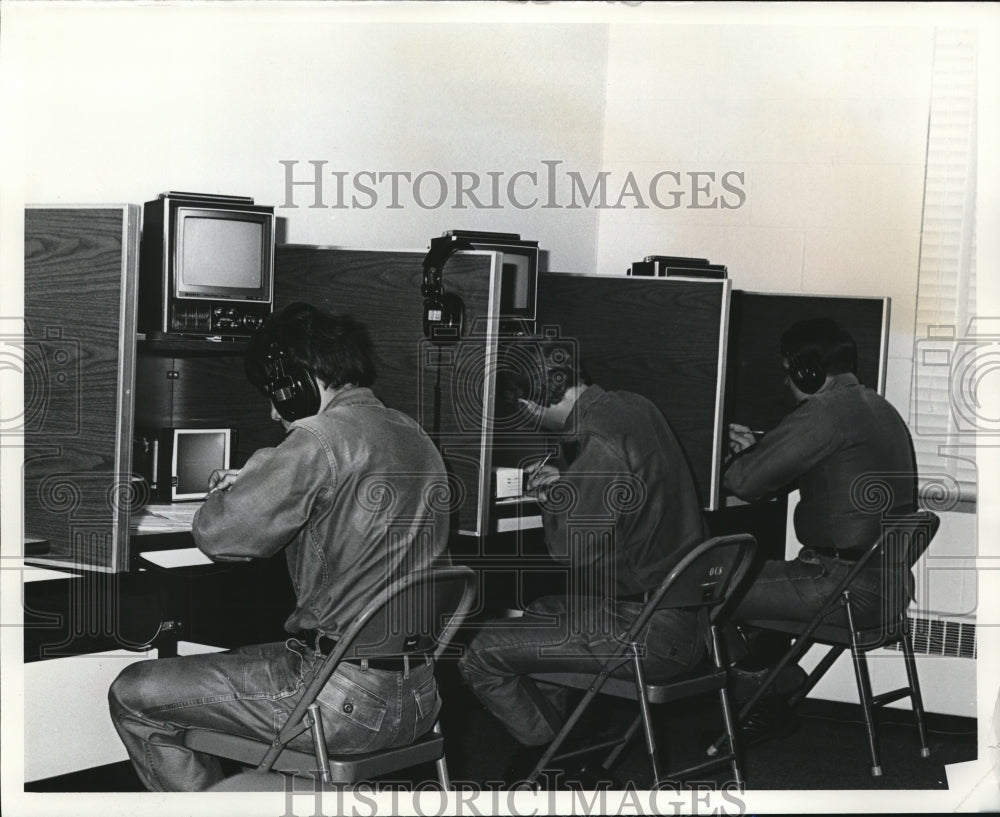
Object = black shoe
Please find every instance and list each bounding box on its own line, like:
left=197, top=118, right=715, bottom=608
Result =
left=729, top=663, right=807, bottom=702
left=739, top=696, right=800, bottom=747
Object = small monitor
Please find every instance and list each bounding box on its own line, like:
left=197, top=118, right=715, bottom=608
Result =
left=498, top=251, right=538, bottom=321
left=157, top=428, right=234, bottom=502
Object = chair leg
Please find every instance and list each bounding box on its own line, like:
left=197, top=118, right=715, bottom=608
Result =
left=602, top=713, right=643, bottom=771
left=717, top=685, right=743, bottom=789
left=711, top=627, right=744, bottom=790
left=707, top=631, right=814, bottom=757
left=526, top=671, right=613, bottom=788
left=900, top=630, right=932, bottom=759
left=845, top=598, right=882, bottom=777
left=631, top=648, right=663, bottom=786
left=431, top=722, right=453, bottom=790
left=306, top=703, right=332, bottom=784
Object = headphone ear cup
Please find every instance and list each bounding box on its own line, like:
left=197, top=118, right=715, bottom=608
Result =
left=270, top=366, right=320, bottom=421
left=265, top=346, right=321, bottom=421
left=423, top=292, right=465, bottom=342
left=789, top=351, right=826, bottom=394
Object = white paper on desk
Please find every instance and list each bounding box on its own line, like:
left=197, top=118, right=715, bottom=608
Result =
left=139, top=548, right=213, bottom=568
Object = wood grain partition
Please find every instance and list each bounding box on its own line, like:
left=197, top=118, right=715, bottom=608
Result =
left=133, top=347, right=285, bottom=475
left=537, top=273, right=731, bottom=510
left=274, top=245, right=500, bottom=538
left=23, top=206, right=140, bottom=572
left=725, top=291, right=890, bottom=434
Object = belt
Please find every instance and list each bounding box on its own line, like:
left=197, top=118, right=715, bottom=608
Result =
left=307, top=632, right=415, bottom=672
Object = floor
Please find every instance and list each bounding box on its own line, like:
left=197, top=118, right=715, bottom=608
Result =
left=25, top=660, right=977, bottom=795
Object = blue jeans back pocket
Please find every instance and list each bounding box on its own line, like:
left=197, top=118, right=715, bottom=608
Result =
left=315, top=668, right=389, bottom=752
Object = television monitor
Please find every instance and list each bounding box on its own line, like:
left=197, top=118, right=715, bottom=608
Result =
left=156, top=427, right=234, bottom=502
left=439, top=231, right=539, bottom=331
left=139, top=192, right=275, bottom=339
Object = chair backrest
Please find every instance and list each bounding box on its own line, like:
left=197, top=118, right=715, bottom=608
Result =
left=818, top=509, right=941, bottom=610
left=293, top=566, right=478, bottom=719
left=808, top=509, right=940, bottom=637
left=348, top=565, right=479, bottom=660
left=624, top=534, right=757, bottom=644
left=258, top=565, right=477, bottom=773
left=881, top=510, right=940, bottom=568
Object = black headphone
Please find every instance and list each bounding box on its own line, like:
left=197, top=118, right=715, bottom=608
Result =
left=787, top=349, right=827, bottom=395
left=421, top=235, right=468, bottom=342
left=263, top=343, right=321, bottom=421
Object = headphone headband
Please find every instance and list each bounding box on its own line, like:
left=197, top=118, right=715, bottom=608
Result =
left=421, top=235, right=468, bottom=342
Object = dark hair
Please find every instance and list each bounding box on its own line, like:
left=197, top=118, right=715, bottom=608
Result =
left=779, top=318, right=857, bottom=375
left=244, top=302, right=376, bottom=393
left=497, top=337, right=589, bottom=408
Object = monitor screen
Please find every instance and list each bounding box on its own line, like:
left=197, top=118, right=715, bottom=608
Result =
left=173, top=206, right=273, bottom=300
left=498, top=250, right=537, bottom=320
left=181, top=218, right=264, bottom=290
left=171, top=429, right=232, bottom=501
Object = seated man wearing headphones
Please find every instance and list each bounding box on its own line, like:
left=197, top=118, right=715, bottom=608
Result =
left=459, top=337, right=709, bottom=786
left=724, top=317, right=918, bottom=740
left=108, top=303, right=450, bottom=792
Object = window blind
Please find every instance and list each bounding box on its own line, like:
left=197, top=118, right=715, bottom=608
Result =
left=910, top=29, right=979, bottom=505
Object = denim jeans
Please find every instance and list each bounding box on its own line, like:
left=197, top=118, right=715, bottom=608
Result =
left=107, top=639, right=440, bottom=791
left=733, top=550, right=914, bottom=632
left=458, top=595, right=703, bottom=746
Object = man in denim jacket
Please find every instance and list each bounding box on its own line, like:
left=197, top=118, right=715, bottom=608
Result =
left=458, top=337, right=708, bottom=778
left=109, top=303, right=450, bottom=791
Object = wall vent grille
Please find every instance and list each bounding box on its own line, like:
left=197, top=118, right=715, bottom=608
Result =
left=886, top=615, right=977, bottom=659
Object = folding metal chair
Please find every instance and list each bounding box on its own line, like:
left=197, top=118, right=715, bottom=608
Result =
left=183, top=565, right=478, bottom=790
left=525, top=533, right=758, bottom=789
left=707, top=511, right=940, bottom=777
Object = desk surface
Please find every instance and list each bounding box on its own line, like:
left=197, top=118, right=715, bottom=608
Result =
left=130, top=503, right=212, bottom=567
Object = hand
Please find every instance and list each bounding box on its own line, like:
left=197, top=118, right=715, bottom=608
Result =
left=728, top=423, right=759, bottom=456
left=524, top=459, right=560, bottom=501
left=207, top=468, right=241, bottom=494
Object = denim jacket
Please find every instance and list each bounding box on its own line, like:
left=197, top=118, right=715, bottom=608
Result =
left=541, top=385, right=708, bottom=596
left=724, top=374, right=917, bottom=552
left=192, top=386, right=450, bottom=636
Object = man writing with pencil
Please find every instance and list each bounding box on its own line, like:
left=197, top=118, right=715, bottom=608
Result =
left=458, top=337, right=708, bottom=785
